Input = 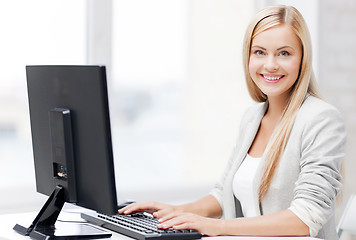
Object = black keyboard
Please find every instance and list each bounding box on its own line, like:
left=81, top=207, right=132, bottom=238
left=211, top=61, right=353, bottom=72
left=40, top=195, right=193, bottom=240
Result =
left=81, top=212, right=202, bottom=240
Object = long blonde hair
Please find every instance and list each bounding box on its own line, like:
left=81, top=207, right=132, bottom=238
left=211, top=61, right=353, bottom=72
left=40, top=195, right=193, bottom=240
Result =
left=242, top=5, right=322, bottom=201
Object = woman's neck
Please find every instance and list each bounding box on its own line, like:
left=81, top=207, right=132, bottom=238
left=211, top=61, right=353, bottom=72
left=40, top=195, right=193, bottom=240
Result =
left=265, top=95, right=289, bottom=121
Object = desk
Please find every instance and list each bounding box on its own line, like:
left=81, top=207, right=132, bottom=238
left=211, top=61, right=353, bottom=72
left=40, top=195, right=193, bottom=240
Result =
left=0, top=211, right=319, bottom=240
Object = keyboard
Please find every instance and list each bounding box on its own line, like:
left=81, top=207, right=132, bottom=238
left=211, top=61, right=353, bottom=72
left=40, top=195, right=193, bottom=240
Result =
left=81, top=211, right=202, bottom=240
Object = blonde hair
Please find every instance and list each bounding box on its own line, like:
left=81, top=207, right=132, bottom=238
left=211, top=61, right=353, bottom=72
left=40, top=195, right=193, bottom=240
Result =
left=242, top=5, right=322, bottom=201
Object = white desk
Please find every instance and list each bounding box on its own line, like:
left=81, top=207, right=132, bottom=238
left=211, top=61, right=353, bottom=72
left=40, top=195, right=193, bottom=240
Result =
left=0, top=211, right=319, bottom=240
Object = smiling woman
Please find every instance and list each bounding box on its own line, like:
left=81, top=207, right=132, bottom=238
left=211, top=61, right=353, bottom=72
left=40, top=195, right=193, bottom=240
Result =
left=119, top=5, right=346, bottom=239
left=248, top=24, right=303, bottom=105
left=247, top=24, right=303, bottom=159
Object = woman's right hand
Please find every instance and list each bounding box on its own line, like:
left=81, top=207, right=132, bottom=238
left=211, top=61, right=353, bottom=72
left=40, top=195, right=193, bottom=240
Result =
left=118, top=201, right=181, bottom=219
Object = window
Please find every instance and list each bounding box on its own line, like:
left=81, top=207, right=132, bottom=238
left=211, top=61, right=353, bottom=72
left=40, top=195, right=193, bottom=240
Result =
left=0, top=0, right=255, bottom=212
left=110, top=0, right=254, bottom=202
left=0, top=0, right=86, bottom=213
left=111, top=0, right=187, bottom=195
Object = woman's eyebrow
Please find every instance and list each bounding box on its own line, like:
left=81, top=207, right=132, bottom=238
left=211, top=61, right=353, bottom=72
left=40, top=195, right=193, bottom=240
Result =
left=277, top=46, right=294, bottom=51
left=251, top=45, right=266, bottom=50
left=251, top=45, right=294, bottom=51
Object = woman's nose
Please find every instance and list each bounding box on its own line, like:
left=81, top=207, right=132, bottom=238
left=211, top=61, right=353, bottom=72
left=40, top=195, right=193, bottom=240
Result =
left=264, top=56, right=279, bottom=72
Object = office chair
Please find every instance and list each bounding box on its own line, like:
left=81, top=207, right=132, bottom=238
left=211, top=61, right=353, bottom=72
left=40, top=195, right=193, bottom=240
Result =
left=337, top=193, right=356, bottom=238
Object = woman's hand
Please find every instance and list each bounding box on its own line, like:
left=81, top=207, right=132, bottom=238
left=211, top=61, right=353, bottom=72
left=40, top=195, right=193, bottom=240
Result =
left=157, top=211, right=223, bottom=236
left=118, top=201, right=180, bottom=219
left=118, top=201, right=223, bottom=236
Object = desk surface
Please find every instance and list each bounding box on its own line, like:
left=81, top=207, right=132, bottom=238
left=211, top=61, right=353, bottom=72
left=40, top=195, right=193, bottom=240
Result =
left=0, top=211, right=319, bottom=240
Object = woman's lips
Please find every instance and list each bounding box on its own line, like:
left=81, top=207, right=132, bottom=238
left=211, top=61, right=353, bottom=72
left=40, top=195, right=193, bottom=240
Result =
left=260, top=74, right=285, bottom=83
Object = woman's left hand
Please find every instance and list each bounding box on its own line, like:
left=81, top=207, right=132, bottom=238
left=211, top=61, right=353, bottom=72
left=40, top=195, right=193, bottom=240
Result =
left=157, top=211, right=223, bottom=236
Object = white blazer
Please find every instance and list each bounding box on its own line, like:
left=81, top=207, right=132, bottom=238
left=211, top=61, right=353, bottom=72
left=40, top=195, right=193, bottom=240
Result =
left=210, top=95, right=347, bottom=239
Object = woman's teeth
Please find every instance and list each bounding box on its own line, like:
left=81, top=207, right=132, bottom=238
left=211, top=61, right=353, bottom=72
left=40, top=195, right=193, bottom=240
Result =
left=262, top=75, right=283, bottom=81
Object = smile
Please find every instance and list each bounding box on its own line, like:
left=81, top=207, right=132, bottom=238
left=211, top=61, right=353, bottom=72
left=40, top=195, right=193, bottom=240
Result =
left=260, top=74, right=285, bottom=83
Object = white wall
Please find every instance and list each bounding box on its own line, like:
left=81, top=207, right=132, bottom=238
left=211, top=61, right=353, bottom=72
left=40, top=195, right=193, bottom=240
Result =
left=318, top=1, right=356, bottom=239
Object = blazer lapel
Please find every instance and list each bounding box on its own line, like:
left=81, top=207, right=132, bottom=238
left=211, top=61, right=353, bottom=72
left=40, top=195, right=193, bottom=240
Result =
left=238, top=102, right=268, bottom=165
left=225, top=102, right=268, bottom=219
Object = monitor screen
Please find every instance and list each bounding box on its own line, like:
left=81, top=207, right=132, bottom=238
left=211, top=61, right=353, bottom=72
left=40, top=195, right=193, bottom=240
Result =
left=26, top=65, right=118, bottom=215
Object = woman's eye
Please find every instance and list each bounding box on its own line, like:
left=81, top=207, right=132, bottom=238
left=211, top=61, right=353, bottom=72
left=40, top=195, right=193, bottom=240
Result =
left=255, top=50, right=264, bottom=56
left=279, top=51, right=290, bottom=56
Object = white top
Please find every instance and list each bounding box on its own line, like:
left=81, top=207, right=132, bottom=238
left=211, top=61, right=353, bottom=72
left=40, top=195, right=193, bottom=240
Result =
left=232, top=154, right=262, bottom=217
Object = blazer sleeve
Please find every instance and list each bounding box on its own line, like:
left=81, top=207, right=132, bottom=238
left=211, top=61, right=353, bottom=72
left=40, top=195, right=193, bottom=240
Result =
left=288, top=105, right=347, bottom=237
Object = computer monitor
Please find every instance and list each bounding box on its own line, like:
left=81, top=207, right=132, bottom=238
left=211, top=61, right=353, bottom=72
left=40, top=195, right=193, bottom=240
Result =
left=14, top=65, right=118, bottom=239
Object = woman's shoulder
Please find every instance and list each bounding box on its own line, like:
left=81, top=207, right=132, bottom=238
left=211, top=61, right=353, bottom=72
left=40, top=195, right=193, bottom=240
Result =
left=299, top=95, right=343, bottom=120
left=296, top=95, right=346, bottom=135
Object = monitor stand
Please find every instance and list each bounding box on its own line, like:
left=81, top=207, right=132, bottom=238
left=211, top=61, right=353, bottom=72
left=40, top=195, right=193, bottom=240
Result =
left=13, top=185, right=111, bottom=239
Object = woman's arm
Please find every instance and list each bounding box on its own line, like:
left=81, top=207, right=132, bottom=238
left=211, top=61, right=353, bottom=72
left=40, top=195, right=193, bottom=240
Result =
left=118, top=195, right=222, bottom=219
left=158, top=209, right=309, bottom=237
left=164, top=195, right=222, bottom=218
left=219, top=210, right=309, bottom=236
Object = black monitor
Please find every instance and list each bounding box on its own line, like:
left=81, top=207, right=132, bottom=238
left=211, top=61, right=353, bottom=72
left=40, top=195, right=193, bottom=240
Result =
left=14, top=65, right=118, bottom=239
